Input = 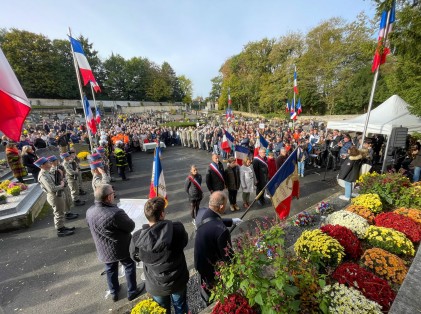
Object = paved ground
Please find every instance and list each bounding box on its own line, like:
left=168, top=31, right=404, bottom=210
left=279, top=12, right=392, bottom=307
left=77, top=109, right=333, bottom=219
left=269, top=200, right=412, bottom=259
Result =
left=0, top=146, right=341, bottom=314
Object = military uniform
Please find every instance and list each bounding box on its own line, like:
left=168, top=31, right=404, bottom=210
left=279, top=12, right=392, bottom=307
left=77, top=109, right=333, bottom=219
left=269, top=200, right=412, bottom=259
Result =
left=92, top=172, right=111, bottom=191
left=63, top=160, right=81, bottom=202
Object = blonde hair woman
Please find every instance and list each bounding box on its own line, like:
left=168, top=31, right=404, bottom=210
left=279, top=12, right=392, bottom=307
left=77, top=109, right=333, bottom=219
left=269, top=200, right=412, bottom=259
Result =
left=240, top=156, right=255, bottom=208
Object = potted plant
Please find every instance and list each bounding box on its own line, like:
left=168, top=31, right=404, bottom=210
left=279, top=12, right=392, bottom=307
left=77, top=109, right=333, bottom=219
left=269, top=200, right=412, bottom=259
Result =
left=0, top=194, right=7, bottom=204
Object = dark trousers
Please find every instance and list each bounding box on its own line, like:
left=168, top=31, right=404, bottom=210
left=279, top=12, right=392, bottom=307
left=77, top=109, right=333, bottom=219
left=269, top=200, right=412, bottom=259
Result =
left=190, top=199, right=201, bottom=219
left=104, top=257, right=137, bottom=297
left=126, top=153, right=133, bottom=171
left=117, top=166, right=126, bottom=180
left=228, top=189, right=238, bottom=205
left=256, top=183, right=266, bottom=204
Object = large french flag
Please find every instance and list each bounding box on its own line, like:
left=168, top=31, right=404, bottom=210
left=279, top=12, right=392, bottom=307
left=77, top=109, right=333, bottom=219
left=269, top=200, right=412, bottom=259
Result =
left=266, top=149, right=300, bottom=219
left=149, top=147, right=167, bottom=204
left=95, top=107, right=101, bottom=125
left=234, top=145, right=249, bottom=166
left=221, top=129, right=234, bottom=153
left=293, top=66, right=299, bottom=95
left=296, top=98, right=302, bottom=115
left=69, top=36, right=101, bottom=92
left=83, top=96, right=97, bottom=135
left=254, top=132, right=269, bottom=156
left=0, top=48, right=31, bottom=142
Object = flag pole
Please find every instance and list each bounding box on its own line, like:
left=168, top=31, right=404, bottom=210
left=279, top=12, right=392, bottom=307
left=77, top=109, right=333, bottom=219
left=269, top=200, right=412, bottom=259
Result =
left=361, top=9, right=392, bottom=148
left=68, top=27, right=95, bottom=152
left=90, top=83, right=102, bottom=134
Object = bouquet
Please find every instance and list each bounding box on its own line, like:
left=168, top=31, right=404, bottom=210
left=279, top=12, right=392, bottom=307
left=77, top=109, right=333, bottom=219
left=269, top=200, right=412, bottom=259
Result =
left=394, top=207, right=421, bottom=226
left=131, top=299, right=166, bottom=314
left=320, top=224, right=362, bottom=260
left=292, top=211, right=315, bottom=227
left=0, top=180, right=11, bottom=190
left=361, top=248, right=408, bottom=284
left=212, top=293, right=257, bottom=314
left=351, top=194, right=383, bottom=213
left=7, top=186, right=21, bottom=196
left=322, top=283, right=382, bottom=314
left=374, top=212, right=421, bottom=243
left=332, top=262, right=396, bottom=311
left=8, top=182, right=28, bottom=191
left=345, top=205, right=375, bottom=224
left=365, top=226, right=415, bottom=256
left=315, top=201, right=334, bottom=215
left=324, top=210, right=369, bottom=239
left=77, top=151, right=90, bottom=160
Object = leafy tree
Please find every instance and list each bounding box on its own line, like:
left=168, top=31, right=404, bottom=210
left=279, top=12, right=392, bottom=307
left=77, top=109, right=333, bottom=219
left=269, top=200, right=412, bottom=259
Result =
left=178, top=75, right=193, bottom=104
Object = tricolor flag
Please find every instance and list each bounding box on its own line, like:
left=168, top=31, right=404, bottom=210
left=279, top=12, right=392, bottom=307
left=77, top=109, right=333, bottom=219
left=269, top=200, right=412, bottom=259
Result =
left=285, top=100, right=289, bottom=113
left=290, top=99, right=297, bottom=120
left=226, top=107, right=234, bottom=122
left=149, top=147, right=168, bottom=205
left=296, top=98, right=302, bottom=115
left=0, top=48, right=31, bottom=142
left=95, top=107, right=101, bottom=125
left=83, top=96, right=97, bottom=135
left=69, top=36, right=101, bottom=92
left=254, top=131, right=269, bottom=156
left=372, top=2, right=396, bottom=73
left=234, top=145, right=249, bottom=166
left=221, top=129, right=234, bottom=153
left=293, top=66, right=299, bottom=95
left=266, top=149, right=300, bottom=219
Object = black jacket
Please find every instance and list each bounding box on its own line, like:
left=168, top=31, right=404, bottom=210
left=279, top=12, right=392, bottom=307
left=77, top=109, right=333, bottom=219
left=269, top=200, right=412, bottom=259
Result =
left=194, top=207, right=233, bottom=287
left=22, top=152, right=39, bottom=174
left=338, top=155, right=363, bottom=182
left=185, top=174, right=203, bottom=201
left=253, top=157, right=269, bottom=188
left=206, top=161, right=225, bottom=192
left=225, top=165, right=240, bottom=190
left=86, top=201, right=135, bottom=263
left=130, top=220, right=189, bottom=296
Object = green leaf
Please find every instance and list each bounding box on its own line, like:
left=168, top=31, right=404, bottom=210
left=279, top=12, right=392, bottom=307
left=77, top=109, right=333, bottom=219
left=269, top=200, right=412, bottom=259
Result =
left=254, top=293, right=263, bottom=306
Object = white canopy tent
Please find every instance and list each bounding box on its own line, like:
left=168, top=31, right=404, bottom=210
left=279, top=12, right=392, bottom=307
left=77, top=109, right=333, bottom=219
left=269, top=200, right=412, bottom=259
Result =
left=327, top=95, right=421, bottom=136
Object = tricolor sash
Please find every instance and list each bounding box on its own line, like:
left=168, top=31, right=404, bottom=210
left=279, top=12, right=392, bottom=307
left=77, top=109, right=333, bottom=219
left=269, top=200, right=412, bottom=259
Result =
left=188, top=175, right=202, bottom=192
left=209, top=163, right=225, bottom=183
left=254, top=155, right=268, bottom=167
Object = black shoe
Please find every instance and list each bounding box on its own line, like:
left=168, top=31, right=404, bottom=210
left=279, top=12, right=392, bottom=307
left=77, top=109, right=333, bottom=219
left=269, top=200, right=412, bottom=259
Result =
left=64, top=226, right=75, bottom=231
left=127, top=282, right=145, bottom=301
left=74, top=200, right=85, bottom=206
left=79, top=190, right=87, bottom=195
left=111, top=285, right=120, bottom=302
left=65, top=212, right=79, bottom=220
left=57, top=227, right=74, bottom=237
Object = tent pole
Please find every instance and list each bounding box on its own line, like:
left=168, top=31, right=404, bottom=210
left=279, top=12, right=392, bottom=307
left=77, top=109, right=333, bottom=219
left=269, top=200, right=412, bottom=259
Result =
left=381, top=135, right=391, bottom=174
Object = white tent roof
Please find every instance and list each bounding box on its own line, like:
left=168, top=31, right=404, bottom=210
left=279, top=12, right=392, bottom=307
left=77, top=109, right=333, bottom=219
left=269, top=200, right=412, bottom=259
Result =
left=327, top=95, right=421, bottom=135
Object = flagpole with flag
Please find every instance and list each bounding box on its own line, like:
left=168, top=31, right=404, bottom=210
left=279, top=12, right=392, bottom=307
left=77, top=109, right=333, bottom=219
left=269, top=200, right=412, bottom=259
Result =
left=90, top=83, right=102, bottom=133
left=149, top=147, right=168, bottom=206
left=0, top=47, right=31, bottom=142
left=68, top=27, right=94, bottom=152
left=361, top=2, right=395, bottom=147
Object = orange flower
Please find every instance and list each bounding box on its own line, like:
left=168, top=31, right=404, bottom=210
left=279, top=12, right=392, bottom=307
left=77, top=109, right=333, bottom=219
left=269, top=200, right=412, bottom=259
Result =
left=346, top=205, right=375, bottom=224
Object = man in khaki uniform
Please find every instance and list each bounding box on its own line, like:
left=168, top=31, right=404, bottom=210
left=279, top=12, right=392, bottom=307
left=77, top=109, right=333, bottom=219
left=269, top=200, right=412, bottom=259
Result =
left=90, top=160, right=110, bottom=191
left=35, top=157, right=75, bottom=237
left=61, top=152, right=85, bottom=206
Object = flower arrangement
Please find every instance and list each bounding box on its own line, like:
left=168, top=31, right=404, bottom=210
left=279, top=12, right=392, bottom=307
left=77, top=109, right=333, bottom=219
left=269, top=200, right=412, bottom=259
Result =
left=394, top=207, right=421, bottom=226
left=321, top=283, right=382, bottom=314
left=131, top=298, right=166, bottom=314
left=345, top=204, right=375, bottom=224
left=365, top=225, right=415, bottom=256
left=324, top=210, right=369, bottom=239
left=8, top=182, right=28, bottom=191
left=361, top=248, right=408, bottom=284
left=332, top=262, right=396, bottom=311
left=7, top=186, right=21, bottom=196
left=77, top=151, right=90, bottom=160
left=351, top=193, right=383, bottom=213
left=374, top=212, right=421, bottom=243
left=315, top=201, right=334, bottom=215
left=292, top=211, right=315, bottom=227
left=294, top=229, right=345, bottom=268
left=212, top=293, right=258, bottom=314
left=320, top=224, right=362, bottom=260
left=0, top=180, right=11, bottom=190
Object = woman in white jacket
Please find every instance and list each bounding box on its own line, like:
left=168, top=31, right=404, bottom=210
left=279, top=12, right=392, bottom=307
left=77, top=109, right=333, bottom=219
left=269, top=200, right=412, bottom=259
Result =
left=240, top=157, right=255, bottom=208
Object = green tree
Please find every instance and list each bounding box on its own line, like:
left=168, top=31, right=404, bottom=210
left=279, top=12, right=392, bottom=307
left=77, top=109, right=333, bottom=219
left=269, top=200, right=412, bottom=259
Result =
left=178, top=75, right=193, bottom=104
left=103, top=53, right=127, bottom=100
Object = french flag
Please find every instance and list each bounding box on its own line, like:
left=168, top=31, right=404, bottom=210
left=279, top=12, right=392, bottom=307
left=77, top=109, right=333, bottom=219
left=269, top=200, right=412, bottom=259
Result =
left=83, top=96, right=97, bottom=135
left=69, top=36, right=101, bottom=92
left=149, top=147, right=167, bottom=204
left=254, top=132, right=269, bottom=156
left=296, top=98, right=302, bottom=115
left=293, top=66, right=298, bottom=95
left=266, top=149, right=300, bottom=219
left=221, top=129, right=234, bottom=153
left=0, top=48, right=31, bottom=142
left=285, top=100, right=290, bottom=113
left=96, top=107, right=101, bottom=125
left=290, top=99, right=297, bottom=120
left=234, top=145, right=249, bottom=166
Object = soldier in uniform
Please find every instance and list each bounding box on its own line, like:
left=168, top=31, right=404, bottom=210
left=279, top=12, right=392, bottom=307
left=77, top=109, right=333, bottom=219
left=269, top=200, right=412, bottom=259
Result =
left=61, top=152, right=86, bottom=206
left=114, top=141, right=129, bottom=181
left=96, top=146, right=114, bottom=182
left=205, top=153, right=225, bottom=194
left=35, top=157, right=75, bottom=237
left=253, top=148, right=269, bottom=206
left=90, top=160, right=110, bottom=191
left=48, top=155, right=78, bottom=220
left=68, top=150, right=87, bottom=196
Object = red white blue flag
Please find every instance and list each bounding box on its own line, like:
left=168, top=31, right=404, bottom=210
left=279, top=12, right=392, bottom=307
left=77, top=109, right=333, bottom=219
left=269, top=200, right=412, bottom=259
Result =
left=226, top=90, right=234, bottom=122
left=290, top=99, right=297, bottom=120
left=149, top=147, right=167, bottom=205
left=0, top=48, right=31, bottom=142
left=221, top=129, right=234, bottom=153
left=266, top=149, right=300, bottom=219
left=254, top=131, right=269, bottom=156
left=69, top=36, right=101, bottom=92
left=372, top=2, right=396, bottom=72
left=83, top=96, right=97, bottom=135
left=234, top=145, right=249, bottom=166
left=296, top=98, right=302, bottom=115
left=285, top=100, right=289, bottom=113
left=293, top=66, right=298, bottom=95
left=95, top=107, right=101, bottom=125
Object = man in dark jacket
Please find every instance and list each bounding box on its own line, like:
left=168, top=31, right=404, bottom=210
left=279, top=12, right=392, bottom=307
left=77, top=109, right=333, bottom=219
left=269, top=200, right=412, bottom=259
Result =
left=253, top=148, right=269, bottom=206
left=338, top=146, right=363, bottom=201
left=86, top=184, right=144, bottom=302
left=205, top=153, right=225, bottom=193
left=130, top=197, right=189, bottom=314
left=184, top=165, right=203, bottom=224
left=194, top=191, right=242, bottom=303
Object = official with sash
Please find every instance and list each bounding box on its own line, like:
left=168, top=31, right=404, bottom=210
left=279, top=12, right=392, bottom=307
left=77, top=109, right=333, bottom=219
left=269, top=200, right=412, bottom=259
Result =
left=253, top=148, right=269, bottom=206
left=185, top=165, right=203, bottom=225
left=206, top=154, right=225, bottom=194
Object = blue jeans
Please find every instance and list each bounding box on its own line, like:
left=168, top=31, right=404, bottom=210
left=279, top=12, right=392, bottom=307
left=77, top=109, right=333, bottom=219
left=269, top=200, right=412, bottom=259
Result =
left=344, top=181, right=352, bottom=198
left=104, top=257, right=137, bottom=298
left=152, top=287, right=189, bottom=314
left=414, top=166, right=421, bottom=182
left=298, top=161, right=305, bottom=176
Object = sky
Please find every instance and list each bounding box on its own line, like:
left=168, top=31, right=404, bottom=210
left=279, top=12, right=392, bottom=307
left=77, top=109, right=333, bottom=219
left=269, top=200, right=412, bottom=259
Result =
left=0, top=0, right=376, bottom=98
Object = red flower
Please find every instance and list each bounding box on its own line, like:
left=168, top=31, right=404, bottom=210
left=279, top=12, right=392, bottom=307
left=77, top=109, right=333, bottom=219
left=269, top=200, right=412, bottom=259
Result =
left=374, top=212, right=421, bottom=243
left=332, top=262, right=396, bottom=311
left=321, top=224, right=362, bottom=259
left=212, top=293, right=257, bottom=314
